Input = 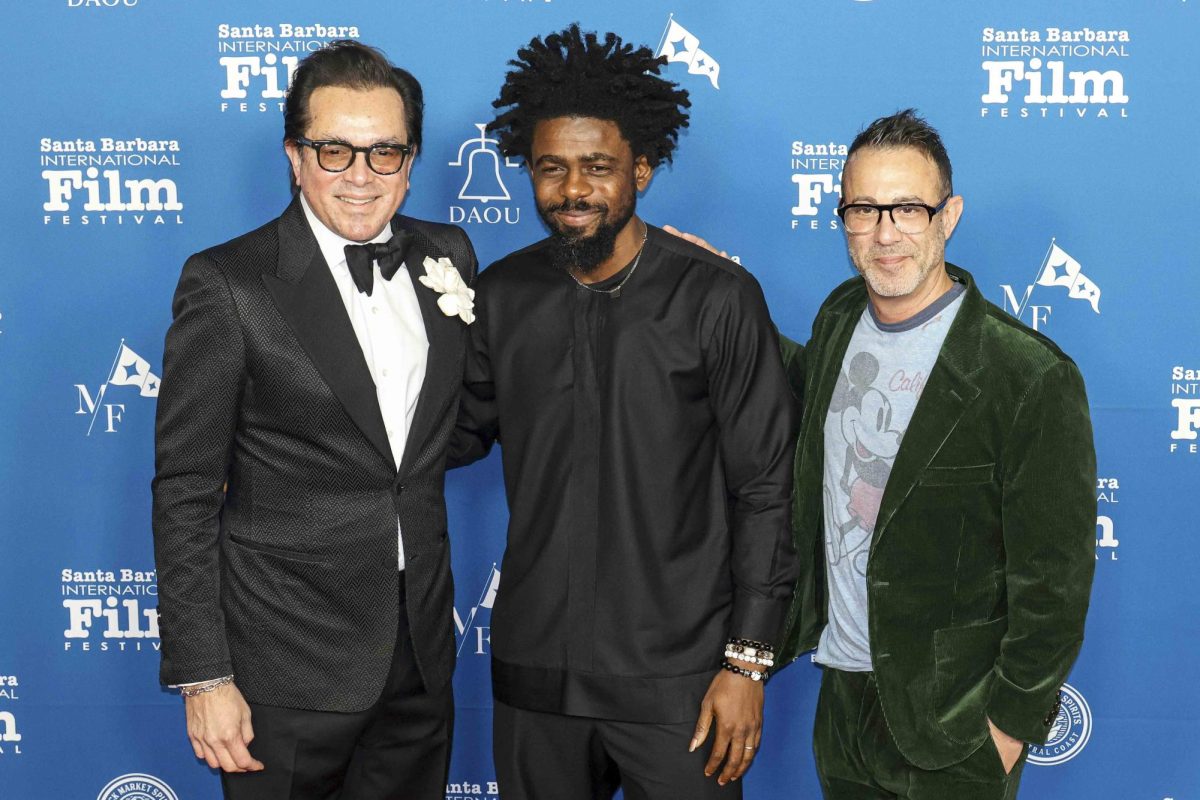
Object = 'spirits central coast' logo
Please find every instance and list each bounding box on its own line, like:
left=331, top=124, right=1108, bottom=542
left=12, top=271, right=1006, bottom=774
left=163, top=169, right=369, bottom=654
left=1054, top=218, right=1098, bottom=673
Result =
left=62, top=567, right=160, bottom=653
left=218, top=23, right=359, bottom=113
left=41, top=137, right=183, bottom=227
left=1170, top=364, right=1200, bottom=455
left=454, top=565, right=500, bottom=657
left=448, top=124, right=521, bottom=226
left=1028, top=683, right=1092, bottom=766
left=0, top=673, right=21, bottom=757
left=97, top=774, right=179, bottom=800
left=790, top=139, right=847, bottom=233
left=75, top=340, right=161, bottom=435
left=1000, top=239, right=1101, bottom=331
left=1096, top=476, right=1119, bottom=562
left=980, top=26, right=1130, bottom=120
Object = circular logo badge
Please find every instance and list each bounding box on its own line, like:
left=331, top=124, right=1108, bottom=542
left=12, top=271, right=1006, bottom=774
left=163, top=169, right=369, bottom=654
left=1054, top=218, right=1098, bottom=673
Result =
left=96, top=774, right=179, bottom=800
left=1027, top=683, right=1092, bottom=766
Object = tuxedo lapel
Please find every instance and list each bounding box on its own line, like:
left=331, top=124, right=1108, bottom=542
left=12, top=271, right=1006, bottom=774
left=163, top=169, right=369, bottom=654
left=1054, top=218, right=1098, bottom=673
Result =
left=261, top=198, right=396, bottom=472
left=871, top=272, right=985, bottom=552
left=395, top=220, right=465, bottom=479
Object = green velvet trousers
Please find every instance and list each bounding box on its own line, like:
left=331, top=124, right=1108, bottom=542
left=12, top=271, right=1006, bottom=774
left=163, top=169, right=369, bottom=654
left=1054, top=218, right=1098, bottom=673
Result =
left=813, top=669, right=1028, bottom=799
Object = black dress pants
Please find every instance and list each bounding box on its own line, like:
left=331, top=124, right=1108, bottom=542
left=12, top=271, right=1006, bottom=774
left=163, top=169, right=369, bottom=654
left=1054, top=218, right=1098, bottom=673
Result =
left=493, top=700, right=742, bottom=800
left=222, top=576, right=453, bottom=800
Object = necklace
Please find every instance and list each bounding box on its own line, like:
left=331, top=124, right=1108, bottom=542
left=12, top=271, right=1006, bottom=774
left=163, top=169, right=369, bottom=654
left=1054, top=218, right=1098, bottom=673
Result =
left=570, top=224, right=648, bottom=299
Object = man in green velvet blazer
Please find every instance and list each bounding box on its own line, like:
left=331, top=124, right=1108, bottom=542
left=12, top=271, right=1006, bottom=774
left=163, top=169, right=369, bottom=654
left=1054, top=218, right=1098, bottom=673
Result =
left=776, top=110, right=1096, bottom=799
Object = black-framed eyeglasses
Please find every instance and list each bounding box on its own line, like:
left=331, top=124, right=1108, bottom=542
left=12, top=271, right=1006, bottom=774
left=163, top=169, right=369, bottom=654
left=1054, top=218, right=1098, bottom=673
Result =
left=293, top=136, right=413, bottom=175
left=836, top=196, right=950, bottom=235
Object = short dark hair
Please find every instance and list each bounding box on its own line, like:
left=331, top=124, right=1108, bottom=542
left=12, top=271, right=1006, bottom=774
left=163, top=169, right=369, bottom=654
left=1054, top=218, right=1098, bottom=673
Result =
left=847, top=109, right=952, bottom=196
left=284, top=39, right=423, bottom=153
left=488, top=24, right=690, bottom=168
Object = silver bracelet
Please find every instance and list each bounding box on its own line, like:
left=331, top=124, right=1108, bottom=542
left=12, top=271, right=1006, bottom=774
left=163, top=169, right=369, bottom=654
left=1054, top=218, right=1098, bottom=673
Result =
left=179, top=675, right=234, bottom=698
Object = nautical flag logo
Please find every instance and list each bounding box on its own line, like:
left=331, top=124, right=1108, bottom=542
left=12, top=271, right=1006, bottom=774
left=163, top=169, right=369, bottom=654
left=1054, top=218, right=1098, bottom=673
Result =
left=1000, top=239, right=1102, bottom=331
left=456, top=564, right=501, bottom=656
left=656, top=15, right=721, bottom=89
left=74, top=339, right=161, bottom=436
left=1035, top=242, right=1101, bottom=313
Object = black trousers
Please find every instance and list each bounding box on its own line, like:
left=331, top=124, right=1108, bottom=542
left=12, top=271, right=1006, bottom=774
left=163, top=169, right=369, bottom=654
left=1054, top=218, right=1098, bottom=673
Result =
left=493, top=700, right=742, bottom=800
left=813, top=668, right=1027, bottom=800
left=222, top=576, right=453, bottom=800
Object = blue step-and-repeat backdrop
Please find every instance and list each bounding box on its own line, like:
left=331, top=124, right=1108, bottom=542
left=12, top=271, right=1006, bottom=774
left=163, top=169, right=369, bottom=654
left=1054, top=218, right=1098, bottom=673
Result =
left=2, top=1, right=1197, bottom=798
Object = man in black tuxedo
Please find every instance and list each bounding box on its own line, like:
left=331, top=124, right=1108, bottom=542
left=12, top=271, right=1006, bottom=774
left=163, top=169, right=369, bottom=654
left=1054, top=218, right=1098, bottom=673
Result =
left=152, top=40, right=476, bottom=799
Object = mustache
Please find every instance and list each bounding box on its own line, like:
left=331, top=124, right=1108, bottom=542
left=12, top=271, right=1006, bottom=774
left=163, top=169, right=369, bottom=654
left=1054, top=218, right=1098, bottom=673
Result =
left=542, top=198, right=609, bottom=215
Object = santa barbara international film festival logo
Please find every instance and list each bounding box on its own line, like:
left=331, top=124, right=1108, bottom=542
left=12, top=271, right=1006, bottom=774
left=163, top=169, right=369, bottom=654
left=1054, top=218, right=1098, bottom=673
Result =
left=979, top=26, right=1130, bottom=120
left=455, top=564, right=500, bottom=657
left=40, top=137, right=183, bottom=227
left=789, top=138, right=849, bottom=233
left=62, top=566, right=160, bottom=654
left=1028, top=683, right=1093, bottom=766
left=0, top=672, right=22, bottom=757
left=448, top=124, right=521, bottom=226
left=1096, top=475, right=1120, bottom=562
left=999, top=239, right=1101, bottom=332
left=75, top=339, right=161, bottom=435
left=96, top=774, right=179, bottom=800
left=1169, top=364, right=1200, bottom=455
left=218, top=22, right=359, bottom=114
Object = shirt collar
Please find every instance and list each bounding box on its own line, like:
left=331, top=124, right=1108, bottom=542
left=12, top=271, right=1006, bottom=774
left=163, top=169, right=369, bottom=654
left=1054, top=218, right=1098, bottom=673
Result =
left=299, top=193, right=393, bottom=271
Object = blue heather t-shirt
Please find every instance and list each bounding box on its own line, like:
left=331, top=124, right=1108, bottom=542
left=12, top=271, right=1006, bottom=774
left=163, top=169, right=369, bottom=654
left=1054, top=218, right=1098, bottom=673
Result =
left=814, top=280, right=966, bottom=672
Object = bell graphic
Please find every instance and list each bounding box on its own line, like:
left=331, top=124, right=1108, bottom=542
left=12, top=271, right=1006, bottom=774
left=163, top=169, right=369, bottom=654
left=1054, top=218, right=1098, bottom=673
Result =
left=450, top=123, right=519, bottom=203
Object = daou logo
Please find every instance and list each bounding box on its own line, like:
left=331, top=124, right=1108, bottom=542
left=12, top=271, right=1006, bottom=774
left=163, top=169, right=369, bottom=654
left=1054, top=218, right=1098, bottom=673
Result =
left=68, top=0, right=138, bottom=7
left=448, top=124, right=521, bottom=225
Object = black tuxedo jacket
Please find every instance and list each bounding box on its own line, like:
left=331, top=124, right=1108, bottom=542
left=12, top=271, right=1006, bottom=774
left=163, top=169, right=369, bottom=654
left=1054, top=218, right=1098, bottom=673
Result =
left=152, top=196, right=477, bottom=712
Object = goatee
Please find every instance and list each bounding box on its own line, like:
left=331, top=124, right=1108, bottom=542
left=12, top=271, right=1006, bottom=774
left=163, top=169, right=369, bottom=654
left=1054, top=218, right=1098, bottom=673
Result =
left=539, top=199, right=634, bottom=275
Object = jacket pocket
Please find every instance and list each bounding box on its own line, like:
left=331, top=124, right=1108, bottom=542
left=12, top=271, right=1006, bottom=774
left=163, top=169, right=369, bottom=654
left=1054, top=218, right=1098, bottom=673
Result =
left=931, top=615, right=1008, bottom=743
left=919, top=463, right=995, bottom=487
left=227, top=533, right=328, bottom=564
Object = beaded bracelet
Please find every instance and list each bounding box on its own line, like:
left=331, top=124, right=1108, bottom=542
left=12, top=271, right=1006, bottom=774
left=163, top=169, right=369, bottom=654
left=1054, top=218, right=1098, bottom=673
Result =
left=721, top=660, right=769, bottom=683
left=179, top=675, right=234, bottom=698
left=725, top=649, right=775, bottom=667
left=730, top=638, right=773, bottom=651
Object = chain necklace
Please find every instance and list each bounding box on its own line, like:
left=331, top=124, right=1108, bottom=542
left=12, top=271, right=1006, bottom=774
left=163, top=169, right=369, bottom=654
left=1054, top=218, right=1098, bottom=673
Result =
left=569, top=224, right=649, bottom=299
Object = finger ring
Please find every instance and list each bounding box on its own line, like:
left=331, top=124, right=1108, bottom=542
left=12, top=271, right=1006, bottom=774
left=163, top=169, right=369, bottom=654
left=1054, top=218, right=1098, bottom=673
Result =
left=744, top=745, right=755, bottom=750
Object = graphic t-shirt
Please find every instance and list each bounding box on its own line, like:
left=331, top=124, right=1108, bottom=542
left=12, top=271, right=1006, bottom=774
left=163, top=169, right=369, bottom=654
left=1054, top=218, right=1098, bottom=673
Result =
left=814, top=281, right=966, bottom=671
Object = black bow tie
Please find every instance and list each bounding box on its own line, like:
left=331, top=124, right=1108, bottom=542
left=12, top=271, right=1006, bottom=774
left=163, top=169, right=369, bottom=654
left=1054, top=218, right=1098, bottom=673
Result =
left=344, top=230, right=414, bottom=296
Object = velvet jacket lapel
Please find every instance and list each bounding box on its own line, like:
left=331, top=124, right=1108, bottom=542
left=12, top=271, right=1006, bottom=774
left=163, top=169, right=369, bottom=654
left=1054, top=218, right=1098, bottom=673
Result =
left=803, top=265, right=986, bottom=554
left=261, top=197, right=396, bottom=472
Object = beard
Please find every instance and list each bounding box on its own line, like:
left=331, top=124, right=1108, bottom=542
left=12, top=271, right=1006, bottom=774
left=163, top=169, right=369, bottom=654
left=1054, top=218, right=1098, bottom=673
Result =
left=538, top=194, right=636, bottom=276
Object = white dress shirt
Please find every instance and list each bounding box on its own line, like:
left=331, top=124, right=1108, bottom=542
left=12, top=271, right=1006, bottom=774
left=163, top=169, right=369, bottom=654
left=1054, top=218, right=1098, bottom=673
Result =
left=301, top=195, right=428, bottom=571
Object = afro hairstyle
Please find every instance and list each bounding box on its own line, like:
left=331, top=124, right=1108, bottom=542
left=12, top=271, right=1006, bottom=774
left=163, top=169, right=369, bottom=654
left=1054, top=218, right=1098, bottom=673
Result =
left=488, top=24, right=691, bottom=168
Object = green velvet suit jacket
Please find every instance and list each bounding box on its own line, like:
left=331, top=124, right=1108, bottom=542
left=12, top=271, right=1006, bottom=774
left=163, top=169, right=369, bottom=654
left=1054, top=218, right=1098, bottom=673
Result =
left=777, top=264, right=1096, bottom=770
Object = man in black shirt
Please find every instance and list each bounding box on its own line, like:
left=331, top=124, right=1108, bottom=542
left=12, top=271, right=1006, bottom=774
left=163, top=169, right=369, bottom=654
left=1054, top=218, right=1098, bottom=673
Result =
left=451, top=25, right=799, bottom=799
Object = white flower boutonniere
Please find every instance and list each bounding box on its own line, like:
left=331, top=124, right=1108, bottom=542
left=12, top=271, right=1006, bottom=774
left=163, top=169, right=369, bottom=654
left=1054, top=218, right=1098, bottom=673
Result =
left=417, top=256, right=475, bottom=324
